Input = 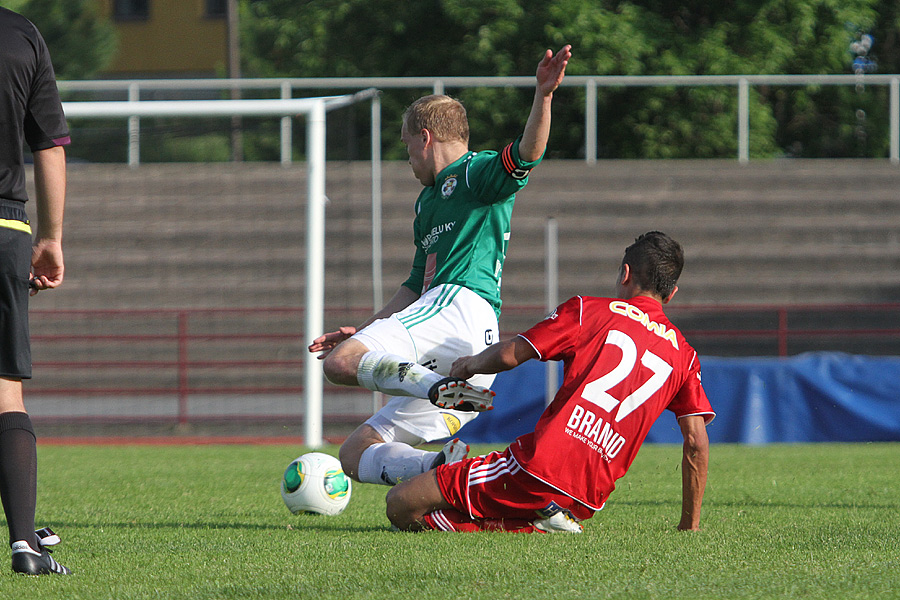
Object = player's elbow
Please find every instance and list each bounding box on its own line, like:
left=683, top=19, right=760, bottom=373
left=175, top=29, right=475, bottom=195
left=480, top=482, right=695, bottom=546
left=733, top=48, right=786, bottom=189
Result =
left=680, top=428, right=708, bottom=466
left=683, top=430, right=707, bottom=453
left=682, top=433, right=708, bottom=463
left=678, top=416, right=710, bottom=459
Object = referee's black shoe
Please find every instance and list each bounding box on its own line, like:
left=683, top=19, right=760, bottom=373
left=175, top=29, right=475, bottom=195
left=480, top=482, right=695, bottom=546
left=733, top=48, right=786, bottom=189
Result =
left=11, top=528, right=71, bottom=575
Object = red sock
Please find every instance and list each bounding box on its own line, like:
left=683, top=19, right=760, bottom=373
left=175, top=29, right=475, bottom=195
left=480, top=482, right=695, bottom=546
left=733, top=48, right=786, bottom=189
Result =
left=424, top=509, right=541, bottom=533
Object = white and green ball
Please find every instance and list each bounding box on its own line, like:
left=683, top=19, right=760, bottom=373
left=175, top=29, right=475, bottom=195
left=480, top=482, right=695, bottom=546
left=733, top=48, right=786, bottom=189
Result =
left=280, top=452, right=351, bottom=516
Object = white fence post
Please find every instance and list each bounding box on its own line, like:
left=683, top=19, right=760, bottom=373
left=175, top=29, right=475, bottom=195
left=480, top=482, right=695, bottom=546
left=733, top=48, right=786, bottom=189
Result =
left=585, top=79, right=598, bottom=164
left=280, top=81, right=293, bottom=165
left=128, top=82, right=140, bottom=167
left=545, top=217, right=559, bottom=406
left=304, top=100, right=327, bottom=449
left=738, top=78, right=749, bottom=164
left=371, top=93, right=384, bottom=416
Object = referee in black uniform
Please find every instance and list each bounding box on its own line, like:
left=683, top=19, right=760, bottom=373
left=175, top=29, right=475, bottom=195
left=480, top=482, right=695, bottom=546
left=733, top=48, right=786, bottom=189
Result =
left=0, top=6, right=71, bottom=575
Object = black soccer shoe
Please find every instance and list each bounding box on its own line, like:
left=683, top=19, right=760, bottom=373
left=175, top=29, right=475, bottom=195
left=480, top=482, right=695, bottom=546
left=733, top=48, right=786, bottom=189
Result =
left=11, top=531, right=71, bottom=575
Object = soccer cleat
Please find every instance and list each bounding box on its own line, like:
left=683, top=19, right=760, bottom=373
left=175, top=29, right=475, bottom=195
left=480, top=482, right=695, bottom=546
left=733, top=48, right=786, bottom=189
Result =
left=428, top=377, right=495, bottom=412
left=35, top=527, right=61, bottom=548
left=430, top=438, right=470, bottom=470
left=11, top=527, right=71, bottom=575
left=532, top=504, right=584, bottom=534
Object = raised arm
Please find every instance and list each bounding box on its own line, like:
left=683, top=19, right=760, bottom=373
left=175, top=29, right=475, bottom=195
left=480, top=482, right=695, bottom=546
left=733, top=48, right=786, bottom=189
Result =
left=29, top=145, right=66, bottom=295
left=518, top=45, right=572, bottom=162
left=677, top=415, right=710, bottom=531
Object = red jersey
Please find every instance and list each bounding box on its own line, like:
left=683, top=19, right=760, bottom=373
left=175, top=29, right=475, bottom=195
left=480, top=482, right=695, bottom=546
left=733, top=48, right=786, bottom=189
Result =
left=509, top=295, right=714, bottom=511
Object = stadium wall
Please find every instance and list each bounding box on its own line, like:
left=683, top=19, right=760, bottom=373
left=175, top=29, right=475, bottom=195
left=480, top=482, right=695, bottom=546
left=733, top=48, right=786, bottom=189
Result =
left=29, top=159, right=900, bottom=315
left=22, top=159, right=900, bottom=438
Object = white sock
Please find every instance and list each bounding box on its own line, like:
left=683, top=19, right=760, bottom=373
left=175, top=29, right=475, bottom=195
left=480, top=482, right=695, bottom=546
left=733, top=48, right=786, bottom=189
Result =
left=357, top=442, right=439, bottom=486
left=356, top=351, right=444, bottom=398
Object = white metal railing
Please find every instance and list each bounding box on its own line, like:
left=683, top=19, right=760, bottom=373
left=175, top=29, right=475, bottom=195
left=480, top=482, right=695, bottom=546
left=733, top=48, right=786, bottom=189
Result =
left=60, top=74, right=900, bottom=164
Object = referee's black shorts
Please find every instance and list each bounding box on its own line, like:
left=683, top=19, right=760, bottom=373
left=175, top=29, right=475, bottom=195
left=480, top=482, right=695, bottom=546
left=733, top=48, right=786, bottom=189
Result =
left=0, top=199, right=33, bottom=379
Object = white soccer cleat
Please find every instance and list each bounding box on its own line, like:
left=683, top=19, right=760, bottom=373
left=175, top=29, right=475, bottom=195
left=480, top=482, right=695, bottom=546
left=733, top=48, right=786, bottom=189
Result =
left=430, top=438, right=470, bottom=470
left=428, top=377, right=495, bottom=412
left=533, top=505, right=584, bottom=534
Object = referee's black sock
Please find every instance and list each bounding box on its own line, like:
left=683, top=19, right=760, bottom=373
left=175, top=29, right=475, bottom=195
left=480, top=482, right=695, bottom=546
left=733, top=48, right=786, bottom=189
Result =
left=0, top=412, right=40, bottom=551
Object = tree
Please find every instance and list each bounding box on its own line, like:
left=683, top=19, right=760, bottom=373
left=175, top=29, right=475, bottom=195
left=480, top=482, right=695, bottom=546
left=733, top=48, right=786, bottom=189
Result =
left=547, top=0, right=879, bottom=158
left=240, top=0, right=893, bottom=159
left=8, top=0, right=117, bottom=80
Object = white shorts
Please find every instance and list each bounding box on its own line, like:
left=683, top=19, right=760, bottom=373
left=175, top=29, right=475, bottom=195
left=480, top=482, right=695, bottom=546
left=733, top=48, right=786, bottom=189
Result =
left=352, top=284, right=498, bottom=444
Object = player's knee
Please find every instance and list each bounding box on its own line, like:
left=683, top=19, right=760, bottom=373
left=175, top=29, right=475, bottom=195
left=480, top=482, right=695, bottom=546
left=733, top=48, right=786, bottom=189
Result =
left=320, top=353, right=345, bottom=384
left=385, top=486, right=416, bottom=531
left=321, top=349, right=361, bottom=386
left=338, top=447, right=362, bottom=483
left=338, top=432, right=370, bottom=482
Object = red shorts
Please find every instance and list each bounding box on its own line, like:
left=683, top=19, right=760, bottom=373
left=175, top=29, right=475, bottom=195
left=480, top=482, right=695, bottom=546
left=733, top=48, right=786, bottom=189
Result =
left=434, top=448, right=595, bottom=522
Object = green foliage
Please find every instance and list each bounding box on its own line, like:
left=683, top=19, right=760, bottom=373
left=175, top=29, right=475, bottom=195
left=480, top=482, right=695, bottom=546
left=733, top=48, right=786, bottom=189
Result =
left=240, top=0, right=896, bottom=159
left=4, top=442, right=898, bottom=598
left=9, top=0, right=117, bottom=80
left=241, top=0, right=557, bottom=78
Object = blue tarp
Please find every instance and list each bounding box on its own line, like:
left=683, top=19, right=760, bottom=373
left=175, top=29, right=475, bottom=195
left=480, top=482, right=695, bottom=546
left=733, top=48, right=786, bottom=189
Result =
left=458, top=352, right=900, bottom=444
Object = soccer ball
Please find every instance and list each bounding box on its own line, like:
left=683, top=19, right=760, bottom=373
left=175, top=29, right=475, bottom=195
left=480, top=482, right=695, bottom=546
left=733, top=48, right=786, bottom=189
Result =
left=280, top=452, right=351, bottom=516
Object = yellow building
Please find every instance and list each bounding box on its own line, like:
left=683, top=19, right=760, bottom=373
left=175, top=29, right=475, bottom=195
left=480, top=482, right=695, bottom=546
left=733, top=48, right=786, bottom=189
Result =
left=98, top=0, right=228, bottom=77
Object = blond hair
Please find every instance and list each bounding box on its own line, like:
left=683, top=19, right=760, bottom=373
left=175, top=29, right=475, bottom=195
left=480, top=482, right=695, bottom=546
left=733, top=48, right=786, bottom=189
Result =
left=402, top=95, right=469, bottom=144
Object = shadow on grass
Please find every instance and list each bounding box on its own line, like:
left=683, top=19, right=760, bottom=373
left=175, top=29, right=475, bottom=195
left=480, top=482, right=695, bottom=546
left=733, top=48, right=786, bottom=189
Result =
left=4, top=519, right=391, bottom=534
left=613, top=498, right=899, bottom=510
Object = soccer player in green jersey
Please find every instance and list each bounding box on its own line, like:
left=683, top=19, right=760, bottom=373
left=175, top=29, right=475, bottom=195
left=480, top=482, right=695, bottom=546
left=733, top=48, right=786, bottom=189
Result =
left=308, top=45, right=571, bottom=487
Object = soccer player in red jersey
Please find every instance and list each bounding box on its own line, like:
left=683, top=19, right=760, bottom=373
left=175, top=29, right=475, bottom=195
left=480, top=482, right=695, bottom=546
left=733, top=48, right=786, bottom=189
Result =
left=386, top=232, right=714, bottom=533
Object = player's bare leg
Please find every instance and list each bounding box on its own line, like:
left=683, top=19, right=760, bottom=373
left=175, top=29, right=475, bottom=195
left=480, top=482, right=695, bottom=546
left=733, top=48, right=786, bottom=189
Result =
left=386, top=469, right=546, bottom=533
left=0, top=378, right=26, bottom=413
left=338, top=423, right=385, bottom=481
left=387, top=467, right=582, bottom=534
left=385, top=470, right=453, bottom=531
left=321, top=339, right=368, bottom=386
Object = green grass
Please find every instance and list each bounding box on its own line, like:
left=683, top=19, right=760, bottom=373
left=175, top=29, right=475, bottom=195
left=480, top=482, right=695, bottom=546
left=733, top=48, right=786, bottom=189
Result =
left=2, top=442, right=898, bottom=599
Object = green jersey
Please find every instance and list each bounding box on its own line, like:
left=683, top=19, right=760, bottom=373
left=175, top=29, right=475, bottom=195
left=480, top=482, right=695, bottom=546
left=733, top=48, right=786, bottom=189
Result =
left=402, top=136, right=542, bottom=317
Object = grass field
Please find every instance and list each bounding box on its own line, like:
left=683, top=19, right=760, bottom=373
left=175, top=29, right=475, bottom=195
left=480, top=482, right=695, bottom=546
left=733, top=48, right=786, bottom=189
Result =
left=1, top=442, right=897, bottom=599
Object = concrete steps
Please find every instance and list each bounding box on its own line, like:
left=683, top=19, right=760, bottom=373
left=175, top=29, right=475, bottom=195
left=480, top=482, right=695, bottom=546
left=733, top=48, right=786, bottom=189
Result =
left=23, top=158, right=900, bottom=369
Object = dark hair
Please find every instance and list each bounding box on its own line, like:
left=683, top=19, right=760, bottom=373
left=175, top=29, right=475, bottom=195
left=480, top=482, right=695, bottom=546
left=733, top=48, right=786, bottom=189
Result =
left=621, top=231, right=684, bottom=299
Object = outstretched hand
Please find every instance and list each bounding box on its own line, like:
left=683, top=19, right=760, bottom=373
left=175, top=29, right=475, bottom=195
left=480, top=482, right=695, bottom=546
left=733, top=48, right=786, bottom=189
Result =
left=308, top=326, right=357, bottom=359
left=536, top=44, right=572, bottom=97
